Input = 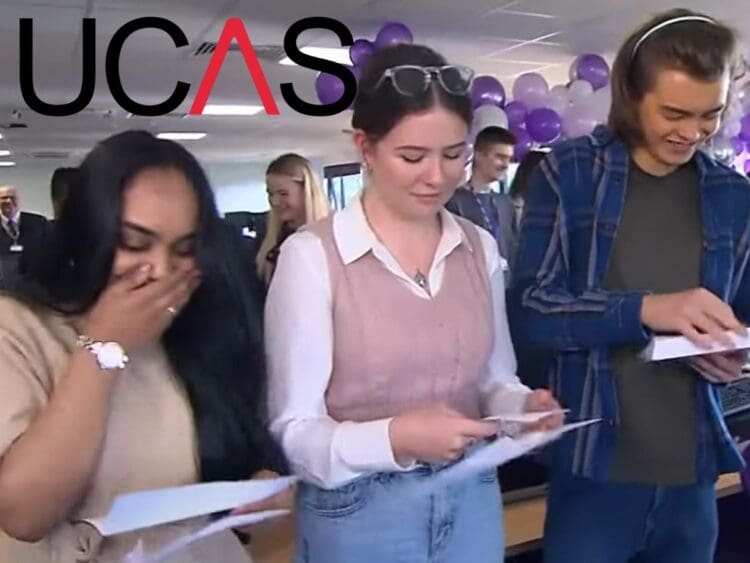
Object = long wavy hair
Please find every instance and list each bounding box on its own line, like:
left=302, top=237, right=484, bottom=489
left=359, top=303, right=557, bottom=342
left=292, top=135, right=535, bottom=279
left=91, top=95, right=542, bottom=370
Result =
left=255, top=153, right=329, bottom=280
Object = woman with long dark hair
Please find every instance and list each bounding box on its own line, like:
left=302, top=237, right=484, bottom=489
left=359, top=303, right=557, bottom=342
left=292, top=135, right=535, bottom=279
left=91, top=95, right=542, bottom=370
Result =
left=0, top=130, right=287, bottom=562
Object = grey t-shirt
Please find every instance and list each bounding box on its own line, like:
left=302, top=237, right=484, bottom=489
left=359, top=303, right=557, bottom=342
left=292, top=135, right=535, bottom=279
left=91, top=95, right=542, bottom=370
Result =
left=603, top=160, right=702, bottom=485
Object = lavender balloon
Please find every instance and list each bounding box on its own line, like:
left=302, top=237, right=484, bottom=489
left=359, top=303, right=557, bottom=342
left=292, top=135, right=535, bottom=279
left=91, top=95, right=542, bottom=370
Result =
left=505, top=100, right=527, bottom=128
left=471, top=76, right=506, bottom=109
left=562, top=105, right=598, bottom=139
left=375, top=22, right=413, bottom=49
left=745, top=160, right=750, bottom=176
left=513, top=73, right=549, bottom=110
left=544, top=85, right=569, bottom=115
left=526, top=108, right=562, bottom=144
left=731, top=136, right=745, bottom=156
left=349, top=39, right=374, bottom=66
left=576, top=54, right=610, bottom=90
left=568, top=80, right=594, bottom=106
left=315, top=71, right=346, bottom=105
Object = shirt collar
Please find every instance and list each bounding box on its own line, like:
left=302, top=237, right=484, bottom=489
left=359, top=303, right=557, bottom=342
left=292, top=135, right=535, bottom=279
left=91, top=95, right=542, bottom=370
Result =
left=1, top=210, right=19, bottom=226
left=333, top=191, right=474, bottom=266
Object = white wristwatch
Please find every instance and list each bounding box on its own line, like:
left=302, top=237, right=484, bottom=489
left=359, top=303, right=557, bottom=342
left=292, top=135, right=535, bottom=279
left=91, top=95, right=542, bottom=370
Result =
left=76, top=335, right=129, bottom=371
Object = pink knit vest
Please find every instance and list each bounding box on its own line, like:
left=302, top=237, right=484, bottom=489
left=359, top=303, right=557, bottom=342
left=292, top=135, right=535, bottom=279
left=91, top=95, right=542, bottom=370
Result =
left=306, top=215, right=493, bottom=422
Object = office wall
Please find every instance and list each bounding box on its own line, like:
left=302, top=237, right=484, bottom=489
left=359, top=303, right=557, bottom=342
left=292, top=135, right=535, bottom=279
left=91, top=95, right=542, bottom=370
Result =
left=1, top=159, right=327, bottom=218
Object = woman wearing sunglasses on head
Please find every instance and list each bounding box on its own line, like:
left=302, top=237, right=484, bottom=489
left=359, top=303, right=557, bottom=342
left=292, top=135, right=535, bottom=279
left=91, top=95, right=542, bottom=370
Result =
left=266, top=44, right=563, bottom=562
left=0, top=131, right=289, bottom=563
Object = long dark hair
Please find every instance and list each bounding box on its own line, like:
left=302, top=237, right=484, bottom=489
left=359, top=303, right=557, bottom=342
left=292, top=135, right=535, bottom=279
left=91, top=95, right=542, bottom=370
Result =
left=352, top=44, right=472, bottom=142
left=20, top=130, right=286, bottom=481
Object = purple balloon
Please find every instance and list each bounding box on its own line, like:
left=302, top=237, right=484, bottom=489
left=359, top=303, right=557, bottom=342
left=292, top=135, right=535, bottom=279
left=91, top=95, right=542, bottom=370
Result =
left=471, top=76, right=506, bottom=109
left=315, top=71, right=346, bottom=105
left=349, top=39, right=374, bottom=66
left=375, top=22, right=413, bottom=49
left=731, top=136, right=745, bottom=156
left=513, top=73, right=549, bottom=110
left=526, top=108, right=562, bottom=144
left=740, top=114, right=750, bottom=142
left=512, top=127, right=534, bottom=162
left=576, top=54, right=610, bottom=90
left=505, top=100, right=527, bottom=128
left=745, top=160, right=750, bottom=176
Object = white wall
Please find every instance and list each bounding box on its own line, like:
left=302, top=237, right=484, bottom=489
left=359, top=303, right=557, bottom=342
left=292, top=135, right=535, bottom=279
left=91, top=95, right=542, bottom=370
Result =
left=0, top=158, right=331, bottom=218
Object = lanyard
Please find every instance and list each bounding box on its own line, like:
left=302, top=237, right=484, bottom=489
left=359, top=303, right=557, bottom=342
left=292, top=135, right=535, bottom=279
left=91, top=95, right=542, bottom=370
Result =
left=470, top=189, right=500, bottom=240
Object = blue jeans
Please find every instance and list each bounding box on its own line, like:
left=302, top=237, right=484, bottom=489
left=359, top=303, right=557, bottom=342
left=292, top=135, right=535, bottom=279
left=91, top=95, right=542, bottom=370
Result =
left=294, top=466, right=504, bottom=563
left=544, top=476, right=718, bottom=563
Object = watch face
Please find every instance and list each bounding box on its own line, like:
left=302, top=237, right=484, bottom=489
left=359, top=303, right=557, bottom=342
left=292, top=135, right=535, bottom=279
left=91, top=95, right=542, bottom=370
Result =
left=98, top=342, right=125, bottom=370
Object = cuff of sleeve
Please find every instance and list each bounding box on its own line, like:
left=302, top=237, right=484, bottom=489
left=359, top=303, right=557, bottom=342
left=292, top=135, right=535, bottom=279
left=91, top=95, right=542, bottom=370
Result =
left=332, top=418, right=417, bottom=474
left=482, top=383, right=532, bottom=417
left=618, top=293, right=652, bottom=345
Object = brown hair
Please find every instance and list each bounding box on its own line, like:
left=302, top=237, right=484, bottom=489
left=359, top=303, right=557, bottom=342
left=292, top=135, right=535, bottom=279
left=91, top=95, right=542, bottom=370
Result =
left=608, top=8, right=740, bottom=146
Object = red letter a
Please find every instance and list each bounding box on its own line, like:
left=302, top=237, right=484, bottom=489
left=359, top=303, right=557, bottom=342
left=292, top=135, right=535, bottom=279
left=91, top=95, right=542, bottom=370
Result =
left=190, top=18, right=280, bottom=115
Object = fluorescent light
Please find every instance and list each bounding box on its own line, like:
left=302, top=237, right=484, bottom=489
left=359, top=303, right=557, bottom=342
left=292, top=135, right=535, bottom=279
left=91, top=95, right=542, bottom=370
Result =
left=0, top=161, right=15, bottom=167
left=202, top=104, right=264, bottom=116
left=156, top=132, right=207, bottom=141
left=0, top=150, right=11, bottom=157
left=279, top=47, right=351, bottom=66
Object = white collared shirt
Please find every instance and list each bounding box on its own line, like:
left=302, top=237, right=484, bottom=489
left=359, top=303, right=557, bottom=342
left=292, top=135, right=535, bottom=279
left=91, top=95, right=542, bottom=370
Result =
left=265, top=195, right=530, bottom=489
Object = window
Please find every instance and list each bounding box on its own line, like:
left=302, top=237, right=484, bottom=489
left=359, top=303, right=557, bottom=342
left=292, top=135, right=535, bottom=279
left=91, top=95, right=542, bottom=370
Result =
left=324, top=162, right=363, bottom=210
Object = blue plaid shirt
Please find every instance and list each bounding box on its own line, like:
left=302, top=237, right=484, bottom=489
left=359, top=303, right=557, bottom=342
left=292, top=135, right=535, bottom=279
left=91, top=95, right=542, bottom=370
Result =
left=508, top=126, right=750, bottom=482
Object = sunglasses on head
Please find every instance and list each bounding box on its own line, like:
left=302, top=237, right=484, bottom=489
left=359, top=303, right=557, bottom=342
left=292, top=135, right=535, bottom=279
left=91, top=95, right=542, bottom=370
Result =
left=371, top=65, right=475, bottom=96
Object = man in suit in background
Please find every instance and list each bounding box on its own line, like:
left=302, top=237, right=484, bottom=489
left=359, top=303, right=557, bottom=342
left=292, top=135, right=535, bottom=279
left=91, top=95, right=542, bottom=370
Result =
left=445, top=126, right=518, bottom=265
left=0, top=185, right=48, bottom=290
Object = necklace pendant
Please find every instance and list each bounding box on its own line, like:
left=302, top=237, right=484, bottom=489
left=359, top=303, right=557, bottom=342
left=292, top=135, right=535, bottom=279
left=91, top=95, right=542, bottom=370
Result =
left=413, top=271, right=427, bottom=289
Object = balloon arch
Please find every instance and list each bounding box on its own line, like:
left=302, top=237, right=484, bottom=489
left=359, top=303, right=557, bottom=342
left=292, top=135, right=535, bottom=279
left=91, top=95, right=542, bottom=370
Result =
left=314, top=21, right=749, bottom=172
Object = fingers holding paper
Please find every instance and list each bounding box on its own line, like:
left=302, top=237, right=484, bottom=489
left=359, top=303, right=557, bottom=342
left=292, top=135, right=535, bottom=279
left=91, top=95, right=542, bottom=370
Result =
left=522, top=389, right=565, bottom=432
left=688, top=350, right=748, bottom=384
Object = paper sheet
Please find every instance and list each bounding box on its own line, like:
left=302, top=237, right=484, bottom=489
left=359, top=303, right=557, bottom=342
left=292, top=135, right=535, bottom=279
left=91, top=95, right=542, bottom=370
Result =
left=423, top=419, right=601, bottom=490
left=483, top=409, right=569, bottom=424
left=641, top=329, right=750, bottom=362
left=123, top=509, right=290, bottom=563
left=86, top=476, right=296, bottom=537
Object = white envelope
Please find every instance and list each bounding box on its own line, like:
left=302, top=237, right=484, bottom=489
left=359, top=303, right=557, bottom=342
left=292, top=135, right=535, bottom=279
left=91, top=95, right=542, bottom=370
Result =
left=640, top=329, right=750, bottom=362
left=85, top=476, right=296, bottom=537
left=483, top=409, right=569, bottom=424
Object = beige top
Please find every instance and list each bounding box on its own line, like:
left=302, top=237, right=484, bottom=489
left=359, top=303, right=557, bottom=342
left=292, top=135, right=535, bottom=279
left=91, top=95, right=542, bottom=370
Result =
left=0, top=296, right=251, bottom=563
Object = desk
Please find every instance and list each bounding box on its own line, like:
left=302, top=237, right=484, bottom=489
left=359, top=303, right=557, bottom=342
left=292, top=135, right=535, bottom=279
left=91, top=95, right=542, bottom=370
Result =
left=250, top=473, right=743, bottom=563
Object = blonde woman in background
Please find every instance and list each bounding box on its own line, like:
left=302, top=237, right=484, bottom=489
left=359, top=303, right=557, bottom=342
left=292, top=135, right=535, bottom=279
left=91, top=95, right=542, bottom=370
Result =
left=256, top=153, right=330, bottom=286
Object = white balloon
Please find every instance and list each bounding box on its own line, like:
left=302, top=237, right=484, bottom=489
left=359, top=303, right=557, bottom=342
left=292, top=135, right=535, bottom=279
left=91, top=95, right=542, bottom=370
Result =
left=591, top=86, right=612, bottom=122
left=568, top=80, right=594, bottom=106
left=472, top=105, right=509, bottom=132
left=722, top=118, right=742, bottom=139
left=544, top=85, right=569, bottom=114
